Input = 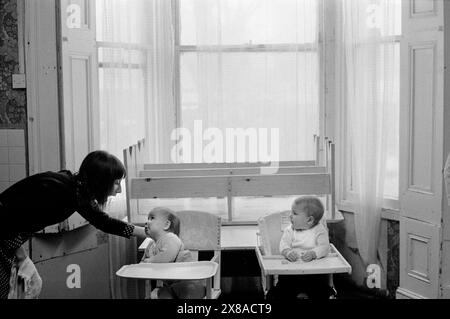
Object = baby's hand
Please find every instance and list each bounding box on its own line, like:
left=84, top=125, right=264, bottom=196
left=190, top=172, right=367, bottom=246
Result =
left=286, top=250, right=299, bottom=262
left=301, top=250, right=317, bottom=262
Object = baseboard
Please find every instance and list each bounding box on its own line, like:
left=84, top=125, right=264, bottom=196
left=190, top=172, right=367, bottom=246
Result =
left=396, top=287, right=427, bottom=299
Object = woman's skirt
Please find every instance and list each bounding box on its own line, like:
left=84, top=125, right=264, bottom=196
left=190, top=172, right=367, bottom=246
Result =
left=0, top=234, right=31, bottom=299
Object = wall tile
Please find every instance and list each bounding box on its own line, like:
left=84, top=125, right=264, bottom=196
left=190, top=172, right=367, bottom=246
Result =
left=0, top=147, right=9, bottom=164
left=0, top=164, right=9, bottom=181
left=0, top=181, right=10, bottom=193
left=9, top=164, right=26, bottom=182
left=8, top=147, right=25, bottom=164
left=0, top=131, right=7, bottom=147
left=7, top=129, right=25, bottom=147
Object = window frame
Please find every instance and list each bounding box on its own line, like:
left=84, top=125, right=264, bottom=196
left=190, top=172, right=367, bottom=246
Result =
left=337, top=25, right=401, bottom=213
left=173, top=0, right=329, bottom=223
left=173, top=0, right=327, bottom=145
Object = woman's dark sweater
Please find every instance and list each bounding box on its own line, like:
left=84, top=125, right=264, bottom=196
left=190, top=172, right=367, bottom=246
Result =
left=0, top=170, right=133, bottom=239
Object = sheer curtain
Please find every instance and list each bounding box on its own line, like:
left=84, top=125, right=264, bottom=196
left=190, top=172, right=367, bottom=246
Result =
left=96, top=0, right=147, bottom=299
left=146, top=0, right=176, bottom=163
left=340, top=0, right=400, bottom=265
left=96, top=0, right=175, bottom=298
left=178, top=0, right=320, bottom=162
left=97, top=0, right=175, bottom=165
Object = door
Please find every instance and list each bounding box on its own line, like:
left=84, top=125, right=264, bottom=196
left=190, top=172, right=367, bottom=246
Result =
left=398, top=0, right=444, bottom=299
left=58, top=0, right=99, bottom=230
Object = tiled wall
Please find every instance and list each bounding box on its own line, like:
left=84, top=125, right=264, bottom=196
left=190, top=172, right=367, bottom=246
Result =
left=0, top=128, right=26, bottom=192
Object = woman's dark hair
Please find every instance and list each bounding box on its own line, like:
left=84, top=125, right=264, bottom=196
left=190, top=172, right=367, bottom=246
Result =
left=76, top=150, right=126, bottom=206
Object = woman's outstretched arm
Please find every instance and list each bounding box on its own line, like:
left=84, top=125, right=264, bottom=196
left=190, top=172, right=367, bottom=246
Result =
left=132, top=225, right=147, bottom=239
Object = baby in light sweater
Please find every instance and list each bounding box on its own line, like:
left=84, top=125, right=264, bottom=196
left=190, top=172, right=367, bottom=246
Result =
left=141, top=207, right=205, bottom=299
left=279, top=196, right=330, bottom=262
left=268, top=196, right=332, bottom=300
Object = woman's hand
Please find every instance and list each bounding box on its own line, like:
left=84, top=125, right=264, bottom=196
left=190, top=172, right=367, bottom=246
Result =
left=15, top=246, right=27, bottom=262
left=132, top=225, right=147, bottom=239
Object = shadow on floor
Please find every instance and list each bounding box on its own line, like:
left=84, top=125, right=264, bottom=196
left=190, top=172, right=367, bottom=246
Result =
left=218, top=275, right=390, bottom=300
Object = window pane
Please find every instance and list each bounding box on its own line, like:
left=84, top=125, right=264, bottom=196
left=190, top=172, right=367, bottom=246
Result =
left=98, top=47, right=146, bottom=65
left=347, top=42, right=399, bottom=200
left=180, top=51, right=319, bottom=161
left=232, top=195, right=327, bottom=222
left=96, top=0, right=150, bottom=44
left=180, top=0, right=318, bottom=45
left=137, top=198, right=229, bottom=221
left=98, top=63, right=146, bottom=155
left=355, top=0, right=401, bottom=39
left=382, top=43, right=399, bottom=199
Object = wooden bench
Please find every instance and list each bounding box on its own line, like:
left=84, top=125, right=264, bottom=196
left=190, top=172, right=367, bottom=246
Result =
left=122, top=138, right=341, bottom=227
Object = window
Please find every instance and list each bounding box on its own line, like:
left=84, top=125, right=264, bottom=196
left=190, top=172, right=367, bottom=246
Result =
left=93, top=0, right=401, bottom=223
left=340, top=0, right=401, bottom=209
left=169, top=0, right=326, bottom=222
left=95, top=0, right=149, bottom=216
left=176, top=0, right=323, bottom=162
left=96, top=0, right=148, bottom=158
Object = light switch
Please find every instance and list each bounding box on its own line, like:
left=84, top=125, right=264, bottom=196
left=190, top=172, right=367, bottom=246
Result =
left=12, top=74, right=26, bottom=89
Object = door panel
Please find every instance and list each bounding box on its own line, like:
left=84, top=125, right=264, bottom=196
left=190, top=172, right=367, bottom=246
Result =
left=399, top=217, right=440, bottom=298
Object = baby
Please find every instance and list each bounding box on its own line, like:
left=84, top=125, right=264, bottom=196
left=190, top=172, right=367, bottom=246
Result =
left=279, top=196, right=330, bottom=262
left=141, top=207, right=205, bottom=299
left=269, top=196, right=332, bottom=299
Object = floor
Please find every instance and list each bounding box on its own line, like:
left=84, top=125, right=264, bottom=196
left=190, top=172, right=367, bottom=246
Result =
left=218, top=274, right=390, bottom=300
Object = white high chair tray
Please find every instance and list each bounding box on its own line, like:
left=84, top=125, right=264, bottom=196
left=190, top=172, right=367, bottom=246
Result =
left=256, top=244, right=352, bottom=275
left=116, top=261, right=218, bottom=280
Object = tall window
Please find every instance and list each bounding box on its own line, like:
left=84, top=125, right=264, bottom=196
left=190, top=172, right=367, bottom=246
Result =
left=96, top=0, right=148, bottom=159
left=341, top=0, right=401, bottom=207
left=176, top=0, right=323, bottom=162
left=93, top=0, right=401, bottom=223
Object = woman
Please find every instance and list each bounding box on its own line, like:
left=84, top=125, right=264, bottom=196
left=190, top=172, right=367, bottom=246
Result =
left=0, top=150, right=146, bottom=299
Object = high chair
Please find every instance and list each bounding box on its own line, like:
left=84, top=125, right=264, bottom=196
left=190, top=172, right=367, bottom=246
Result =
left=116, top=210, right=221, bottom=299
left=256, top=210, right=352, bottom=299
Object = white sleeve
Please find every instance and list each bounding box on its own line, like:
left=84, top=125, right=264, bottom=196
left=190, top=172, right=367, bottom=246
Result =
left=279, top=226, right=293, bottom=254
left=311, top=226, right=330, bottom=259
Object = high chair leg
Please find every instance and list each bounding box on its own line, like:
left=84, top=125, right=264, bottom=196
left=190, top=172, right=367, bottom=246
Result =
left=328, top=274, right=337, bottom=298
left=206, top=277, right=212, bottom=299
left=145, top=280, right=153, bottom=299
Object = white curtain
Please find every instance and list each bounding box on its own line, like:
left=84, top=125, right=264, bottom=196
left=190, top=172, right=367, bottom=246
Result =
left=96, top=0, right=175, bottom=298
left=178, top=0, right=320, bottom=162
left=341, top=0, right=400, bottom=265
left=146, top=0, right=176, bottom=163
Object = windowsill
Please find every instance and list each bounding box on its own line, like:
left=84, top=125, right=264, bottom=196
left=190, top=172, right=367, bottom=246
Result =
left=138, top=225, right=259, bottom=252
left=337, top=202, right=400, bottom=221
